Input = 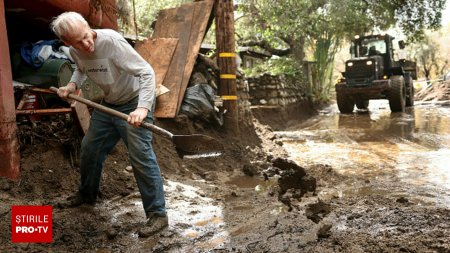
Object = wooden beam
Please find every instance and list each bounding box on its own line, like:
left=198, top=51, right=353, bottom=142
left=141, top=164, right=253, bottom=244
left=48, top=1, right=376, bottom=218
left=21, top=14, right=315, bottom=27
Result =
left=15, top=108, right=72, bottom=115
left=135, top=38, right=179, bottom=96
left=0, top=0, right=20, bottom=179
left=152, top=4, right=194, bottom=118
left=151, top=0, right=214, bottom=118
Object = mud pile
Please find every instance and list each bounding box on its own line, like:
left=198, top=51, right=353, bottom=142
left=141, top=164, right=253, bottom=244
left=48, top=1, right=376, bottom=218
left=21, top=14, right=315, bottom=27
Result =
left=2, top=102, right=449, bottom=252
left=1, top=107, right=319, bottom=252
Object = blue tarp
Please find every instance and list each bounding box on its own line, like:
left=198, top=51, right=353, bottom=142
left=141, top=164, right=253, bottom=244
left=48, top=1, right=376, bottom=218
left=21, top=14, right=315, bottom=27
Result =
left=20, top=40, right=71, bottom=68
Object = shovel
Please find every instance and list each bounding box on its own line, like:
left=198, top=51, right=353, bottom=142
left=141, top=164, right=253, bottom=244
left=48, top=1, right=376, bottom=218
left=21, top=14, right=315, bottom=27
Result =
left=49, top=86, right=223, bottom=158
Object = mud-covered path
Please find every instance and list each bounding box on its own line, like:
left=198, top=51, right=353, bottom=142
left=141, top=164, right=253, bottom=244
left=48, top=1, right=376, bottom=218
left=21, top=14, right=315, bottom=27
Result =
left=147, top=99, right=450, bottom=252
left=279, top=100, right=450, bottom=208
left=275, top=100, right=450, bottom=252
left=2, top=100, right=450, bottom=253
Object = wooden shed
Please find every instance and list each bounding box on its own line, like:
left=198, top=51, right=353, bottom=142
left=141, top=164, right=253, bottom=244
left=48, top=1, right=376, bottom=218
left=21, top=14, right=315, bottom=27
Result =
left=0, top=0, right=117, bottom=179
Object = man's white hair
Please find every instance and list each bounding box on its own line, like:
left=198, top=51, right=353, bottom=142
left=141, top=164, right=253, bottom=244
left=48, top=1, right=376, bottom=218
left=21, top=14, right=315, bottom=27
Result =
left=50, top=12, right=90, bottom=39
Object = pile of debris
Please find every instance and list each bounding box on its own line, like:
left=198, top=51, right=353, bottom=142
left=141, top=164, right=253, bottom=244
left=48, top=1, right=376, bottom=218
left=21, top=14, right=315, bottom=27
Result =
left=415, top=81, right=450, bottom=102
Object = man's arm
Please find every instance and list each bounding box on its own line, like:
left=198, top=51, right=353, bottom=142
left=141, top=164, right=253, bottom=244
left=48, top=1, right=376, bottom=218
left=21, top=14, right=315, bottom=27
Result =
left=111, top=36, right=156, bottom=127
left=111, top=37, right=156, bottom=111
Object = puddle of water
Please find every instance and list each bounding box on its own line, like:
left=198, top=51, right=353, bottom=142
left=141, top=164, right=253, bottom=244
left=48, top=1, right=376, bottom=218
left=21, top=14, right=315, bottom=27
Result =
left=185, top=229, right=199, bottom=238
left=195, top=233, right=228, bottom=250
left=98, top=179, right=229, bottom=251
left=195, top=217, right=224, bottom=226
left=226, top=175, right=279, bottom=197
left=164, top=181, right=226, bottom=239
left=280, top=100, right=450, bottom=207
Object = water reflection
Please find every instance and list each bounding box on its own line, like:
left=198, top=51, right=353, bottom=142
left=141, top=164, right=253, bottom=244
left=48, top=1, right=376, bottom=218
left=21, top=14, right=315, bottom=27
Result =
left=164, top=180, right=226, bottom=241
left=280, top=100, right=450, bottom=207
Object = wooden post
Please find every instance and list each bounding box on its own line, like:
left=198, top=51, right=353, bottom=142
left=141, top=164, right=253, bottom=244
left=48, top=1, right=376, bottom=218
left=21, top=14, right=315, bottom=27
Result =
left=0, top=0, right=20, bottom=179
left=214, top=0, right=238, bottom=134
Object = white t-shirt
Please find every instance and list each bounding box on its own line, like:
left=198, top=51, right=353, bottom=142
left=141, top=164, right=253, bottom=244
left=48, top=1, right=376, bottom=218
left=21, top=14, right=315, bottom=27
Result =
left=69, top=29, right=155, bottom=110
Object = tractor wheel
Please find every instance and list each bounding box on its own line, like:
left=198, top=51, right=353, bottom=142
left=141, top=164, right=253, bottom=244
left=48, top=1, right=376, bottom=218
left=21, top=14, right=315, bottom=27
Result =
left=405, top=75, right=414, bottom=107
left=356, top=100, right=369, bottom=110
left=336, top=92, right=355, bottom=114
left=388, top=75, right=406, bottom=112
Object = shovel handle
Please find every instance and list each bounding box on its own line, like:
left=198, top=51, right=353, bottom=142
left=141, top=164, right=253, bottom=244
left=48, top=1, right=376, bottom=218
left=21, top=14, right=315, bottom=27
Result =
left=49, top=86, right=173, bottom=139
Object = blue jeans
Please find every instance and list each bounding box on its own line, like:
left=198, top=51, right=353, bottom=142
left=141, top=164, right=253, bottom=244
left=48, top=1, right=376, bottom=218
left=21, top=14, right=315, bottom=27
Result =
left=78, top=97, right=166, bottom=216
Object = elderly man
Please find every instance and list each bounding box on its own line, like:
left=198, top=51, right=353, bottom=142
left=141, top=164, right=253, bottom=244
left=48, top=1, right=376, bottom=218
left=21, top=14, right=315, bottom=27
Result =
left=50, top=11, right=167, bottom=237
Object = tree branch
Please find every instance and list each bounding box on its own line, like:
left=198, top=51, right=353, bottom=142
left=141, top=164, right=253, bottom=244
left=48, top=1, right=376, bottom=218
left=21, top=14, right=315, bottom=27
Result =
left=240, top=40, right=291, bottom=57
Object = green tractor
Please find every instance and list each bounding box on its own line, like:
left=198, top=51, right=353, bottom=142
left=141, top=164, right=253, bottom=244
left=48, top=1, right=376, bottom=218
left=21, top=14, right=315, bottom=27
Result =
left=335, top=34, right=417, bottom=113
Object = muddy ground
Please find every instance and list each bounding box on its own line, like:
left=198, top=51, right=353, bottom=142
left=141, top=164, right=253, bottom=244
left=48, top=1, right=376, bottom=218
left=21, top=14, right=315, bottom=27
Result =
left=1, top=83, right=450, bottom=252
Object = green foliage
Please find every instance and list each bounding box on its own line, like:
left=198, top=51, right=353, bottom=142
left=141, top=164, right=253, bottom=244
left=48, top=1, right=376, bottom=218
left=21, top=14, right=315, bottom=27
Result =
left=116, top=0, right=191, bottom=37
left=408, top=28, right=450, bottom=80
left=311, top=34, right=339, bottom=100
left=394, top=0, right=446, bottom=41
left=236, top=0, right=445, bottom=101
left=117, top=0, right=446, bottom=101
left=242, top=57, right=303, bottom=77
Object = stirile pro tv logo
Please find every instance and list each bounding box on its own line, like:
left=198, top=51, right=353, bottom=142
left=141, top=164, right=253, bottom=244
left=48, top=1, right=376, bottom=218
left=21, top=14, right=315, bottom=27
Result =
left=11, top=206, right=53, bottom=243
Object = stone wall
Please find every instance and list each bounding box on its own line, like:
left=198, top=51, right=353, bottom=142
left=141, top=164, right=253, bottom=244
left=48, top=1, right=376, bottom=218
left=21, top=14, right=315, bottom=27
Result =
left=184, top=61, right=254, bottom=127
left=237, top=77, right=252, bottom=126
left=247, top=74, right=307, bottom=106
left=185, top=57, right=309, bottom=127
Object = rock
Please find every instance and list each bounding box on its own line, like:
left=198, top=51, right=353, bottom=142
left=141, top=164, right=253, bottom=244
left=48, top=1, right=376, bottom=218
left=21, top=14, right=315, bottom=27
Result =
left=1, top=181, right=11, bottom=191
left=106, top=228, right=119, bottom=240
left=175, top=185, right=184, bottom=192
left=317, top=223, right=332, bottom=238
left=396, top=197, right=409, bottom=203
left=275, top=158, right=310, bottom=194
left=278, top=169, right=305, bottom=193
left=262, top=166, right=280, bottom=178
left=300, top=175, right=317, bottom=194
left=278, top=194, right=292, bottom=211
left=305, top=201, right=331, bottom=223
left=196, top=190, right=206, bottom=197
left=204, top=172, right=218, bottom=181
left=242, top=163, right=259, bottom=176
left=268, top=133, right=276, bottom=140
left=272, top=157, right=306, bottom=175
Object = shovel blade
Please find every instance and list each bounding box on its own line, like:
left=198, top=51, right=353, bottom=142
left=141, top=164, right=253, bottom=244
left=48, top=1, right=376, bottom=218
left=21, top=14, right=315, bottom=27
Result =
left=172, top=134, right=224, bottom=158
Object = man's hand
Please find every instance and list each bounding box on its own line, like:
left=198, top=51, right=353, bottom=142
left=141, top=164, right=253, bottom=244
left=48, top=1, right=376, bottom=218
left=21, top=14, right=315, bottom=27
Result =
left=57, top=83, right=77, bottom=99
left=128, top=107, right=149, bottom=128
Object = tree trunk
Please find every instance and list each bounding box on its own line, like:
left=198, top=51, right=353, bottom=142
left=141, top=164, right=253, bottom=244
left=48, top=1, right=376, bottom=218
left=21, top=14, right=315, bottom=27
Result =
left=215, top=0, right=238, bottom=134
left=289, top=37, right=305, bottom=66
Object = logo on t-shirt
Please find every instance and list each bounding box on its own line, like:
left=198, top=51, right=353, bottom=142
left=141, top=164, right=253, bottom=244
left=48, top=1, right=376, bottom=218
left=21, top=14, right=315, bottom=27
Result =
left=83, top=59, right=118, bottom=84
left=87, top=65, right=108, bottom=73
